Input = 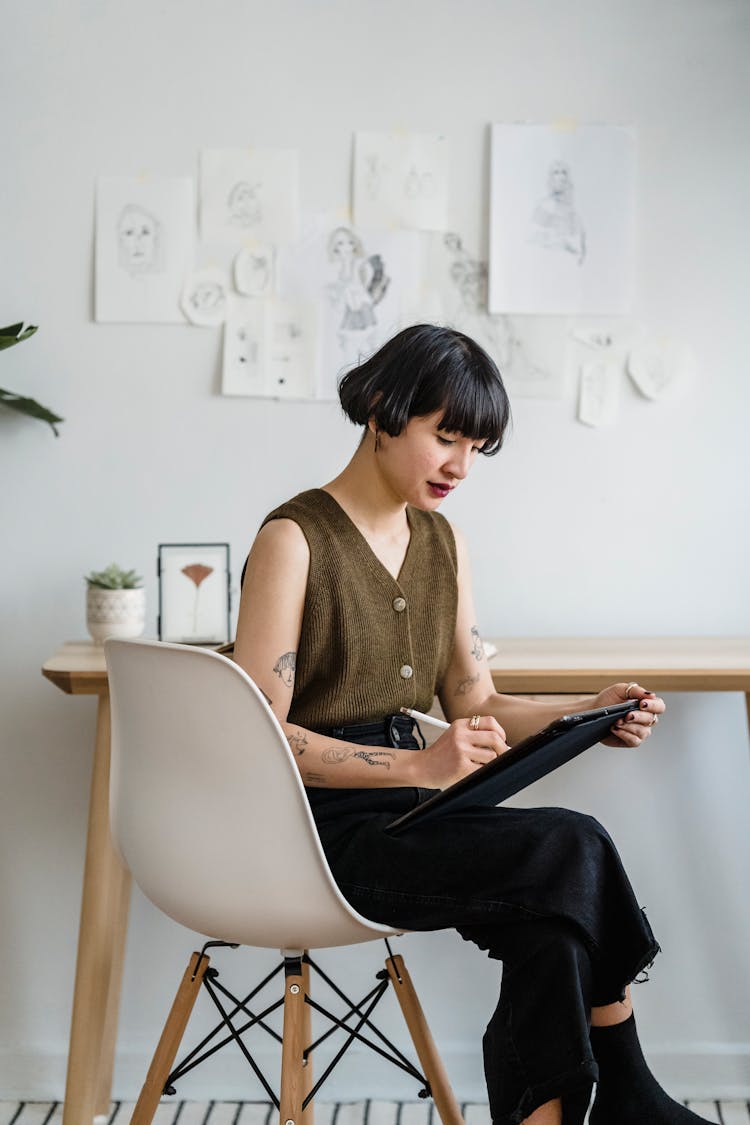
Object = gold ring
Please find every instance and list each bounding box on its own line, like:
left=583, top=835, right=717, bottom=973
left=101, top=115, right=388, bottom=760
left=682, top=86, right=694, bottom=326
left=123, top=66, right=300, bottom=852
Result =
left=470, top=714, right=481, bottom=730
left=625, top=682, right=638, bottom=699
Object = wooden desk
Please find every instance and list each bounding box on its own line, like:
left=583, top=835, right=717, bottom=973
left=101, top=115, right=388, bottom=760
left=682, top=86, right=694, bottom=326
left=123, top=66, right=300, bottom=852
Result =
left=43, top=636, right=750, bottom=1124
left=488, top=638, right=750, bottom=732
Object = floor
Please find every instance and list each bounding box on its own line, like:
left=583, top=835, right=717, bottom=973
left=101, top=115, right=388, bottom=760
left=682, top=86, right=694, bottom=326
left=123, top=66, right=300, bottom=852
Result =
left=2, top=1101, right=749, bottom=1125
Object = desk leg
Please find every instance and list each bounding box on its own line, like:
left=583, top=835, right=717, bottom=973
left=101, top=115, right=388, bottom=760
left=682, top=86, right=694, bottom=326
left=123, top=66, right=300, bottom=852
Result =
left=63, top=693, right=131, bottom=1125
left=95, top=848, right=132, bottom=1117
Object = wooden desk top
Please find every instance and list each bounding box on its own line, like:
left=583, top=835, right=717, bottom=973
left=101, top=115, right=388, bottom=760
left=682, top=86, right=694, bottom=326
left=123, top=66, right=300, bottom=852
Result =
left=42, top=637, right=750, bottom=697
left=42, top=641, right=109, bottom=694
left=487, top=636, right=750, bottom=693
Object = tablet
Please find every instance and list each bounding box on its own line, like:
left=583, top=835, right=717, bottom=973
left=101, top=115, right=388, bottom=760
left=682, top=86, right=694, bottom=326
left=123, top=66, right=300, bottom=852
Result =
left=385, top=699, right=640, bottom=836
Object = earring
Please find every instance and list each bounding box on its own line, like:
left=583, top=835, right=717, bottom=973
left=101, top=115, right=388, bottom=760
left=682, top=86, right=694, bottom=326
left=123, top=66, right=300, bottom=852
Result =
left=374, top=430, right=381, bottom=453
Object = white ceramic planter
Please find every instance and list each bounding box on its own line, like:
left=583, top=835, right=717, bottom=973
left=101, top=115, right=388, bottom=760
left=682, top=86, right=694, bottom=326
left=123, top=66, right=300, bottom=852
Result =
left=86, top=587, right=146, bottom=644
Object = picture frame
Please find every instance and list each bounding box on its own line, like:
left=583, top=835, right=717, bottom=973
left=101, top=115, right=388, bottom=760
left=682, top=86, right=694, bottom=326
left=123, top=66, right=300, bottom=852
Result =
left=157, top=542, right=231, bottom=645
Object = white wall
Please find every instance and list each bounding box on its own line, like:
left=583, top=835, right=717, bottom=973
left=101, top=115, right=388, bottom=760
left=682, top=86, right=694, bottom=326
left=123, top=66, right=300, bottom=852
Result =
left=1, top=0, right=749, bottom=1103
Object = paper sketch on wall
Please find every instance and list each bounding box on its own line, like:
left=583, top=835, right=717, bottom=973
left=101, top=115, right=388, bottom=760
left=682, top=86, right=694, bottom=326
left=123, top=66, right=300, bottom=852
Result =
left=222, top=297, right=318, bottom=400
left=529, top=161, right=586, bottom=265
left=489, top=124, right=635, bottom=315
left=95, top=177, right=194, bottom=323
left=565, top=318, right=634, bottom=389
left=278, top=214, right=421, bottom=399
left=181, top=267, right=231, bottom=326
left=354, top=132, right=449, bottom=230
left=424, top=231, right=566, bottom=399
left=234, top=245, right=275, bottom=297
left=578, top=360, right=621, bottom=427
left=627, top=333, right=693, bottom=400
left=201, top=149, right=300, bottom=246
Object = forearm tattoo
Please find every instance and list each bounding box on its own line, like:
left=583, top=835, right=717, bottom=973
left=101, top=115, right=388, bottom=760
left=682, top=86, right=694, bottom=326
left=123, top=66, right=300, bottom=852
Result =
left=287, top=730, right=308, bottom=756
left=303, top=770, right=326, bottom=784
left=321, top=746, right=396, bottom=770
left=455, top=671, right=480, bottom=696
left=273, top=651, right=296, bottom=687
left=470, top=626, right=484, bottom=662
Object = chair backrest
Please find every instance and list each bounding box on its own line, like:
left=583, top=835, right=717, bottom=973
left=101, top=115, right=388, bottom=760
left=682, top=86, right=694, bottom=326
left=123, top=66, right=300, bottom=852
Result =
left=105, top=638, right=397, bottom=950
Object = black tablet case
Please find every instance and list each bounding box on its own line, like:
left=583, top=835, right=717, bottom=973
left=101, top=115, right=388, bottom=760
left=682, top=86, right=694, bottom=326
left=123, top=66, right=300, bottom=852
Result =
left=386, top=699, right=640, bottom=836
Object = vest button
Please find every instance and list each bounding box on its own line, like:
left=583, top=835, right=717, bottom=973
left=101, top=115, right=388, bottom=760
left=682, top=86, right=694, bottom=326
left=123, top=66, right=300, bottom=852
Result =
left=399, top=664, right=413, bottom=679
left=392, top=596, right=406, bottom=612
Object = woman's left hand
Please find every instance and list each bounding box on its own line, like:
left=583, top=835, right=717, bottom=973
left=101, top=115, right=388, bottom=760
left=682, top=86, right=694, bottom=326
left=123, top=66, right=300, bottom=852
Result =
left=592, top=682, right=666, bottom=748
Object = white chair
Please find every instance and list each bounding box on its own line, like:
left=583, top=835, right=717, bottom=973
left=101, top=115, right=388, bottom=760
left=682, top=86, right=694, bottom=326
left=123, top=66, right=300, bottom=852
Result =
left=105, top=638, right=463, bottom=1125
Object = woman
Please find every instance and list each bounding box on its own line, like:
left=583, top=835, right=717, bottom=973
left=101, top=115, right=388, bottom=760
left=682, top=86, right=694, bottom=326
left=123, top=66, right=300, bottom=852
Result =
left=234, top=324, right=710, bottom=1125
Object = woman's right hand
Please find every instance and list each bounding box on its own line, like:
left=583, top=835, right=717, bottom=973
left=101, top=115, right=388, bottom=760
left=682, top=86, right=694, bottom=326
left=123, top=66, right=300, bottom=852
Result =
left=417, top=716, right=510, bottom=789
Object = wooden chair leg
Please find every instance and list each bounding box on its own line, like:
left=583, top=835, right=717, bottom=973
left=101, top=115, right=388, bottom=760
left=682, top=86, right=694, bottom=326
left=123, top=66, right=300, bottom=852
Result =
left=130, top=951, right=210, bottom=1125
left=386, top=953, right=464, bottom=1125
left=301, top=957, right=314, bottom=1125
left=279, top=957, right=308, bottom=1125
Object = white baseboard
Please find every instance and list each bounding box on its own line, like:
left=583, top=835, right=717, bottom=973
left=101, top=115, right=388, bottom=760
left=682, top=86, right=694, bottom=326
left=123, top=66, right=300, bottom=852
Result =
left=2, top=1045, right=749, bottom=1103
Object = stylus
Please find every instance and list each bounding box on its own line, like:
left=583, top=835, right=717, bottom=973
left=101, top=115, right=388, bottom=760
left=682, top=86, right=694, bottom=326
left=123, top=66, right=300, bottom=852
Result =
left=399, top=707, right=450, bottom=730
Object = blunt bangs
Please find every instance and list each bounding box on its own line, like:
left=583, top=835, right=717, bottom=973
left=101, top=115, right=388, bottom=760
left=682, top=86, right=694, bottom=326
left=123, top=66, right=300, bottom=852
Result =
left=338, top=324, right=511, bottom=456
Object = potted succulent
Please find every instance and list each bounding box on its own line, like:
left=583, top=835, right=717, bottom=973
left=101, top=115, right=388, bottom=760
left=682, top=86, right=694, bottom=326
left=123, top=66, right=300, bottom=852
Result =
left=85, top=563, right=145, bottom=643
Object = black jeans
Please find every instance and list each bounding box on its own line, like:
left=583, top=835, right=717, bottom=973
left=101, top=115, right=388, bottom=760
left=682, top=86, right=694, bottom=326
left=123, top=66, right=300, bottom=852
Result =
left=307, top=715, right=660, bottom=1125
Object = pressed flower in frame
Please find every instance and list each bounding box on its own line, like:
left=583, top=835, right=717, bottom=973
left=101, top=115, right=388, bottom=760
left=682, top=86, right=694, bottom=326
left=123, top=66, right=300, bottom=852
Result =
left=181, top=563, right=214, bottom=634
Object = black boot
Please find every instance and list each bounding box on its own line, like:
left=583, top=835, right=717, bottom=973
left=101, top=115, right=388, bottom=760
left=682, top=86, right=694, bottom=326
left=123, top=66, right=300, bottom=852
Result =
left=590, top=1013, right=716, bottom=1124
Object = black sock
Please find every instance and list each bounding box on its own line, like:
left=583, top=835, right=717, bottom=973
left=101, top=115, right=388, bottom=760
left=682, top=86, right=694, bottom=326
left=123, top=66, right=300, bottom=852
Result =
left=590, top=1013, right=716, bottom=1124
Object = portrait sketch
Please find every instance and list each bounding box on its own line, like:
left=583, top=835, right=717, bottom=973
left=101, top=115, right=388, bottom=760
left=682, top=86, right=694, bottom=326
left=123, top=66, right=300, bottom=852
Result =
left=489, top=124, right=635, bottom=315
left=96, top=177, right=194, bottom=323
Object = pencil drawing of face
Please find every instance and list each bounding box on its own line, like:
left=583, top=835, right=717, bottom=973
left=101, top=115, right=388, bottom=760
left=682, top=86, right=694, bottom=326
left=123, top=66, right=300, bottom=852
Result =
left=227, top=181, right=262, bottom=227
left=548, top=161, right=573, bottom=203
left=117, top=205, right=162, bottom=274
left=328, top=227, right=364, bottom=263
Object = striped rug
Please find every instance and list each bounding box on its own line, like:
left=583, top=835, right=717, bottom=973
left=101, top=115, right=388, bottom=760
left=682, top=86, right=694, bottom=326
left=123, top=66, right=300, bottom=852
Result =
left=3, top=1100, right=749, bottom=1125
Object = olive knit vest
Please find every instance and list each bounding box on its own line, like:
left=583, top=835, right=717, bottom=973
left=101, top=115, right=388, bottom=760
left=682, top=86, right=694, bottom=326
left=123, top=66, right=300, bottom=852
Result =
left=261, top=489, right=458, bottom=731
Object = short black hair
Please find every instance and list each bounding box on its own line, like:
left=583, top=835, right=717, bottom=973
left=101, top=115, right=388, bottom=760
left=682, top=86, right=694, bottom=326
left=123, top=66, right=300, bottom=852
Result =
left=338, top=324, right=511, bottom=455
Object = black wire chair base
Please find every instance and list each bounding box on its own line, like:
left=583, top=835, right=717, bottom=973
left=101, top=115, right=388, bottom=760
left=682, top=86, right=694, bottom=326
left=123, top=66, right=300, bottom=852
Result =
left=163, top=941, right=432, bottom=1110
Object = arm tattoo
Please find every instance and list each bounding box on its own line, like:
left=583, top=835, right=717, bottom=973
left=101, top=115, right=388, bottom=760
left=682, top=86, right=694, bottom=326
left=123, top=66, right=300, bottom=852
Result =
left=273, top=651, right=296, bottom=687
left=303, top=771, right=326, bottom=784
left=288, top=730, right=308, bottom=756
left=470, top=626, right=484, bottom=662
left=321, top=746, right=396, bottom=770
left=354, top=750, right=395, bottom=770
left=455, top=671, right=480, bottom=696
left=322, top=745, right=352, bottom=764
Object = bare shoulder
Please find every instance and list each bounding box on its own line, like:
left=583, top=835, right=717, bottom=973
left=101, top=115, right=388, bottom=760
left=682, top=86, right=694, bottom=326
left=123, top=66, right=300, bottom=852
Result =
left=248, top=517, right=310, bottom=569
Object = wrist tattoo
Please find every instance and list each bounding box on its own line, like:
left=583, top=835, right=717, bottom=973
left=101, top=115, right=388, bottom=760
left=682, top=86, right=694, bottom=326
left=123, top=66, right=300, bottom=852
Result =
left=470, top=626, right=484, bottom=662
left=288, top=730, right=308, bottom=756
left=273, top=651, right=296, bottom=687
left=455, top=671, right=480, bottom=696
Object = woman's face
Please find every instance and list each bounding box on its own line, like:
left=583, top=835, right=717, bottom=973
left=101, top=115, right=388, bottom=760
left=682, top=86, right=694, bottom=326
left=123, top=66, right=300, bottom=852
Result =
left=331, top=230, right=357, bottom=259
left=376, top=411, right=484, bottom=510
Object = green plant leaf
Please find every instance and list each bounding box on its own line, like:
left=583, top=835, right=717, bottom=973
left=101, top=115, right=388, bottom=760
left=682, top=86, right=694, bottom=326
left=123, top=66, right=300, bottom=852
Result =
left=85, top=562, right=143, bottom=589
left=0, top=388, right=64, bottom=436
left=0, top=323, right=38, bottom=351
